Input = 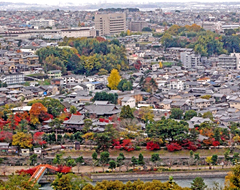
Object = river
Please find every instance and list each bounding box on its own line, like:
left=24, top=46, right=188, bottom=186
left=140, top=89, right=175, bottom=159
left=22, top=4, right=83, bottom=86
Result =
left=40, top=177, right=225, bottom=189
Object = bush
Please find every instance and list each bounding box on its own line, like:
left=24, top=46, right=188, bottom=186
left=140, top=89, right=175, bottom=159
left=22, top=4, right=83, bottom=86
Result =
left=166, top=143, right=182, bottom=152
left=135, top=146, right=141, bottom=151
left=146, top=141, right=160, bottom=151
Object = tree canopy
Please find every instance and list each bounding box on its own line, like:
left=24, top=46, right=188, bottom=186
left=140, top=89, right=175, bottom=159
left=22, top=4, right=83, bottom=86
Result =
left=146, top=118, right=189, bottom=143
left=36, top=38, right=128, bottom=76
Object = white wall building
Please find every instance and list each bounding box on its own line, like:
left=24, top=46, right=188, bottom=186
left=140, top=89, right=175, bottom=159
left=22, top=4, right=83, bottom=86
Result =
left=61, top=27, right=97, bottom=38
left=121, top=97, right=136, bottom=108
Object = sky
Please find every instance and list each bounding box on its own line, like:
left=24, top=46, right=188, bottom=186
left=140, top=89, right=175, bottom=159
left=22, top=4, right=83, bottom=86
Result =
left=4, top=0, right=240, bottom=5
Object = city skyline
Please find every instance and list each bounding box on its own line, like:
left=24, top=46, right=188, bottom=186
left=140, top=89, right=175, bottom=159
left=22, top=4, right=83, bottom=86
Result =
left=2, top=0, right=240, bottom=6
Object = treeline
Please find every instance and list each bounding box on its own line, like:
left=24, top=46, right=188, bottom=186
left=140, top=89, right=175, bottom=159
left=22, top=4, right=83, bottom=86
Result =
left=161, top=24, right=240, bottom=56
left=98, top=8, right=139, bottom=12
left=36, top=37, right=128, bottom=76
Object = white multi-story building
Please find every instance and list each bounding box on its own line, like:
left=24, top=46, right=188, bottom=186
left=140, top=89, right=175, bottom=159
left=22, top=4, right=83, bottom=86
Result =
left=180, top=52, right=201, bottom=69
left=61, top=27, right=97, bottom=38
left=26, top=19, right=55, bottom=28
left=218, top=54, right=237, bottom=69
left=1, top=73, right=25, bottom=85
left=167, top=79, right=184, bottom=91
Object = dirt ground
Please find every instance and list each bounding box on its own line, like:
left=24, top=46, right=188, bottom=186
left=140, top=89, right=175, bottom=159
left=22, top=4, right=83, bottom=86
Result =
left=0, top=164, right=231, bottom=176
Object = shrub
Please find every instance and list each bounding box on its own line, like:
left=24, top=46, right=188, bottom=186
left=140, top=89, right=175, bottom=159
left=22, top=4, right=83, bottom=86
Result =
left=135, top=146, right=141, bottom=151
left=146, top=141, right=160, bottom=151
left=166, top=143, right=182, bottom=152
left=212, top=141, right=220, bottom=147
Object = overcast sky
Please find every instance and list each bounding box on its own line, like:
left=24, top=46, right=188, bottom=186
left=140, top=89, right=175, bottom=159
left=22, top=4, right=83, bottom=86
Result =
left=5, top=0, right=240, bottom=5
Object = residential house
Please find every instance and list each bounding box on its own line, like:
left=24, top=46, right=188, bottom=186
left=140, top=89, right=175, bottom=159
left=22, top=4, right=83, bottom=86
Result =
left=121, top=97, right=136, bottom=108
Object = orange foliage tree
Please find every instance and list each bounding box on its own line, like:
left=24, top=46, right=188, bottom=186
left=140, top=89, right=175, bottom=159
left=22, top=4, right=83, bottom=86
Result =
left=30, top=103, right=47, bottom=125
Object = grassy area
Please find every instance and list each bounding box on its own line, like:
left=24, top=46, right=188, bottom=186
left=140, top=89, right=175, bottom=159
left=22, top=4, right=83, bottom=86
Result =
left=27, top=73, right=46, bottom=77
left=163, top=62, right=174, bottom=67
left=38, top=79, right=51, bottom=86
left=60, top=148, right=227, bottom=158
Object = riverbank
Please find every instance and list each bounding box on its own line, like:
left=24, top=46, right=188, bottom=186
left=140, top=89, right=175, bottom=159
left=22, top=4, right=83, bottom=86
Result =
left=90, top=169, right=230, bottom=182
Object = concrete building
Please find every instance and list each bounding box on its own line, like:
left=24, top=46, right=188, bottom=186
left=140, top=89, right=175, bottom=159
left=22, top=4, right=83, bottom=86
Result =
left=61, top=27, right=97, bottom=38
left=218, top=54, right=237, bottom=69
left=1, top=73, right=25, bottom=85
left=128, top=21, right=148, bottom=32
left=231, top=52, right=240, bottom=70
left=26, top=19, right=55, bottom=28
left=95, top=12, right=126, bottom=36
left=202, top=21, right=222, bottom=32
left=121, top=97, right=136, bottom=108
left=180, top=52, right=201, bottom=69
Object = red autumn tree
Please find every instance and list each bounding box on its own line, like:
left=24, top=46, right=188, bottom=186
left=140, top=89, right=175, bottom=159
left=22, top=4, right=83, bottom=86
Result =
left=146, top=141, right=160, bottom=151
left=96, top=36, right=106, bottom=42
left=0, top=131, right=13, bottom=142
left=212, top=141, right=220, bottom=147
left=166, top=143, right=182, bottom=152
left=33, top=132, right=47, bottom=146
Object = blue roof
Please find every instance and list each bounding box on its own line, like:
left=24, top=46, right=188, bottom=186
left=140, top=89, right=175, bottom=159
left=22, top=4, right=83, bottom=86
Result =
left=209, top=81, right=216, bottom=85
left=92, top=82, right=100, bottom=84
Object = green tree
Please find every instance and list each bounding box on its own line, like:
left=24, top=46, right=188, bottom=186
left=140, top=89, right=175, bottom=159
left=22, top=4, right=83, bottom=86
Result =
left=224, top=150, right=230, bottom=162
left=70, top=106, right=77, bottom=114
left=138, top=153, right=145, bottom=166
left=0, top=174, right=39, bottom=189
left=202, top=111, right=213, bottom=120
left=117, top=79, right=133, bottom=91
left=120, top=105, right=134, bottom=119
left=189, top=128, right=200, bottom=142
left=108, top=69, right=121, bottom=90
left=93, top=92, right=118, bottom=104
left=170, top=108, right=183, bottom=119
left=94, top=124, right=118, bottom=152
left=76, top=156, right=84, bottom=174
left=211, top=154, right=218, bottom=165
left=184, top=110, right=197, bottom=120
left=30, top=154, right=38, bottom=166
left=109, top=160, right=117, bottom=171
left=191, top=177, right=207, bottom=190
left=142, top=27, right=152, bottom=32
left=150, top=153, right=161, bottom=167
left=83, top=119, right=92, bottom=132
left=146, top=119, right=189, bottom=143
left=99, top=151, right=110, bottom=172
left=92, top=152, right=98, bottom=161
left=131, top=156, right=138, bottom=168
left=233, top=152, right=240, bottom=164
left=53, top=153, right=64, bottom=165
left=65, top=156, right=76, bottom=167
left=52, top=173, right=88, bottom=190
left=117, top=153, right=125, bottom=171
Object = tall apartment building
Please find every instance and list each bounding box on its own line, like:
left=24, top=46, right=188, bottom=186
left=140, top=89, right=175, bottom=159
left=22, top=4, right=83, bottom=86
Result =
left=217, top=54, right=237, bottom=69
left=1, top=73, right=25, bottom=85
left=95, top=12, right=126, bottom=36
left=180, top=52, right=201, bottom=69
left=128, top=21, right=148, bottom=32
